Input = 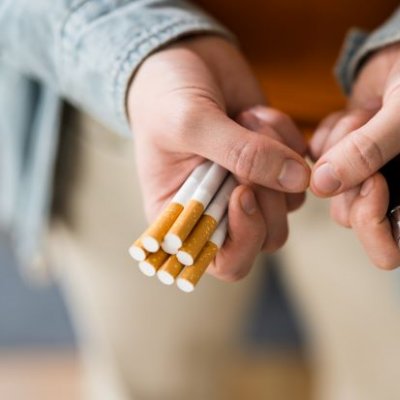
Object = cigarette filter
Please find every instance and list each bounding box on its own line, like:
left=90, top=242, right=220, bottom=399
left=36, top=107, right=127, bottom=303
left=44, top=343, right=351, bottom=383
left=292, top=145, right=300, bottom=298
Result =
left=177, top=175, right=236, bottom=266
left=138, top=248, right=169, bottom=277
left=128, top=238, right=148, bottom=262
left=140, top=161, right=211, bottom=252
left=157, top=256, right=184, bottom=285
left=177, top=216, right=228, bottom=293
left=163, top=163, right=228, bottom=253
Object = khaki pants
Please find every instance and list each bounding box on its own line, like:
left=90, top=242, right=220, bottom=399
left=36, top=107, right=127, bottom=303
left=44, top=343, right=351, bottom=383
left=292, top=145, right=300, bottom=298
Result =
left=47, top=107, right=400, bottom=400
left=47, top=108, right=266, bottom=400
left=280, top=191, right=400, bottom=400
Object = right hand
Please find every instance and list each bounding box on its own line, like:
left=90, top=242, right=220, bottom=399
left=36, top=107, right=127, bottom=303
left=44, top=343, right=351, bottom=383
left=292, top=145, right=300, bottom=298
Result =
left=128, top=35, right=310, bottom=281
left=310, top=43, right=400, bottom=270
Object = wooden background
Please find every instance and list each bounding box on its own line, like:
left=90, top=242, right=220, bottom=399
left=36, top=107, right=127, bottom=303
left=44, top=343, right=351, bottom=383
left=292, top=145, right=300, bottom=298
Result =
left=196, top=0, right=399, bottom=129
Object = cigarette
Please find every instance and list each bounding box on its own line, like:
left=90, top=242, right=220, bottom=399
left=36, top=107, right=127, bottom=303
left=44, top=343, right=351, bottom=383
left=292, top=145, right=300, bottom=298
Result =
left=128, top=238, right=148, bottom=262
left=138, top=248, right=169, bottom=277
left=177, top=175, right=236, bottom=266
left=162, top=163, right=228, bottom=254
left=177, top=216, right=228, bottom=293
left=156, top=255, right=184, bottom=285
left=140, top=161, right=211, bottom=252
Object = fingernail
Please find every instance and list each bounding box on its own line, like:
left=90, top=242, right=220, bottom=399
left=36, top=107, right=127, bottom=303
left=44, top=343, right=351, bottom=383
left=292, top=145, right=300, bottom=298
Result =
left=278, top=160, right=308, bottom=191
left=361, top=177, right=374, bottom=197
left=312, top=163, right=341, bottom=194
left=240, top=188, right=257, bottom=215
left=239, top=110, right=261, bottom=131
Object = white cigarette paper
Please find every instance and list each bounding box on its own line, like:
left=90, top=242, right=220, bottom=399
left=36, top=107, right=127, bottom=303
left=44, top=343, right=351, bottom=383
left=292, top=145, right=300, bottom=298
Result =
left=162, top=163, right=228, bottom=253
left=139, top=161, right=212, bottom=252
left=177, top=175, right=236, bottom=266
left=171, top=161, right=213, bottom=205
left=177, top=216, right=228, bottom=293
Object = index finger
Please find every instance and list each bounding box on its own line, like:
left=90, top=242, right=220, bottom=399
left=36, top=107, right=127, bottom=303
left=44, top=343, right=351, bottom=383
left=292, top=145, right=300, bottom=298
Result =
left=311, top=94, right=400, bottom=197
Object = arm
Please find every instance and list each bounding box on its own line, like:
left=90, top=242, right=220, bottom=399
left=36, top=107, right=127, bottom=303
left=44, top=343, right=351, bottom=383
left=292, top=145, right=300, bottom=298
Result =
left=1, top=1, right=311, bottom=280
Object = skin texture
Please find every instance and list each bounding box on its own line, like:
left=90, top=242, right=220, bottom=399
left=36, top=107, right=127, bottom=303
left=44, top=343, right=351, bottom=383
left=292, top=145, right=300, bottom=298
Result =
left=128, top=35, right=310, bottom=282
left=310, top=43, right=400, bottom=269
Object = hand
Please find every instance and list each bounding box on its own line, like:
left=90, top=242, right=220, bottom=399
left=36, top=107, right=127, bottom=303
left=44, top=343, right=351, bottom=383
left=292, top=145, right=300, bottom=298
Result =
left=128, top=35, right=310, bottom=281
left=310, top=43, right=400, bottom=269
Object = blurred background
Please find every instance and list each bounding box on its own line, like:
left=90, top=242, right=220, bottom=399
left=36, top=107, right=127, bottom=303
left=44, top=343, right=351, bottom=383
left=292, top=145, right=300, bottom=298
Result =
left=0, top=234, right=309, bottom=398
left=0, top=234, right=78, bottom=399
left=197, top=0, right=398, bottom=127
left=1, top=1, right=400, bottom=399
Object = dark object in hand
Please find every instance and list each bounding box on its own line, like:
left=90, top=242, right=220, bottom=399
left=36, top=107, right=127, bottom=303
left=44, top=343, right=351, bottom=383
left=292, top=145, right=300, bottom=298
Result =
left=381, top=155, right=400, bottom=247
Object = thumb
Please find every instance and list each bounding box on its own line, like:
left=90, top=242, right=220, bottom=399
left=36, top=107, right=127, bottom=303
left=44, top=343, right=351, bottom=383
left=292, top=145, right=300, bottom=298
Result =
left=184, top=108, right=310, bottom=193
left=311, top=94, right=400, bottom=197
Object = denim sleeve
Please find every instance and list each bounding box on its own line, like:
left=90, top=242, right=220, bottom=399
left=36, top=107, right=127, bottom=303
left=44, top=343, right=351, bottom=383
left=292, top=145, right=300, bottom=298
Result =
left=0, top=0, right=233, bottom=136
left=336, top=7, right=400, bottom=95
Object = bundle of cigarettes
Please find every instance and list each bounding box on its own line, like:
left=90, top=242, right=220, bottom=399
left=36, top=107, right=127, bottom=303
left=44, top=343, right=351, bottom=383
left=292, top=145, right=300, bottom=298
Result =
left=129, top=161, right=236, bottom=292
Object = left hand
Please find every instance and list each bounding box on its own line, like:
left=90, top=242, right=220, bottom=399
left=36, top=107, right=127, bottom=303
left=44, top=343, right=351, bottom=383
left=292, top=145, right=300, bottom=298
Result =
left=129, top=35, right=309, bottom=282
left=310, top=43, right=400, bottom=269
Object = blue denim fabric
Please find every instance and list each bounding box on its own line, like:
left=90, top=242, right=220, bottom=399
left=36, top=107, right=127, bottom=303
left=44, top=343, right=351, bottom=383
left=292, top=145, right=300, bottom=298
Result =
left=336, top=7, right=400, bottom=94
left=0, top=64, right=62, bottom=273
left=0, top=0, right=230, bottom=270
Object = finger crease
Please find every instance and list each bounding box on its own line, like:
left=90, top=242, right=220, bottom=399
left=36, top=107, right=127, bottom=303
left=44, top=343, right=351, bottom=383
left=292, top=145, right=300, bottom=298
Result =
left=349, top=132, right=384, bottom=175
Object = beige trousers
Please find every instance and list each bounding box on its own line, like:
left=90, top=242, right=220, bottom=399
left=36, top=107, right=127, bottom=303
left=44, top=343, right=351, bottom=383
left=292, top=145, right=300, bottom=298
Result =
left=280, top=193, right=400, bottom=400
left=47, top=108, right=400, bottom=400
left=47, top=108, right=266, bottom=400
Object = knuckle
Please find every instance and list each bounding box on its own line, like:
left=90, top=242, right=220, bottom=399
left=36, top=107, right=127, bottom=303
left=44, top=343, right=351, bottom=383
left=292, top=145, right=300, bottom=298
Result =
left=349, top=195, right=384, bottom=230
left=228, top=138, right=265, bottom=181
left=350, top=205, right=372, bottom=228
left=346, top=131, right=384, bottom=176
left=262, top=223, right=289, bottom=252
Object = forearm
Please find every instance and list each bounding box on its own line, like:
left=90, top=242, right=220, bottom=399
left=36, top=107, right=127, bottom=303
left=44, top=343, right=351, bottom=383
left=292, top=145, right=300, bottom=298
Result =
left=0, top=0, right=232, bottom=135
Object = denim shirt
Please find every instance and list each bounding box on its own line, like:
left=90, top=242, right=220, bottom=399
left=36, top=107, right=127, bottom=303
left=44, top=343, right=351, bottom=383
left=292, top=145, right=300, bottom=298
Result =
left=336, top=7, right=400, bottom=94
left=0, top=0, right=231, bottom=273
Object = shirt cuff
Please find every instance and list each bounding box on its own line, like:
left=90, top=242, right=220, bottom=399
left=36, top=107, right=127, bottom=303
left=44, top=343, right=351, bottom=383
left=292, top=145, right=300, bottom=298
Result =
left=59, top=1, right=235, bottom=138
left=335, top=8, right=400, bottom=95
left=114, top=18, right=235, bottom=137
